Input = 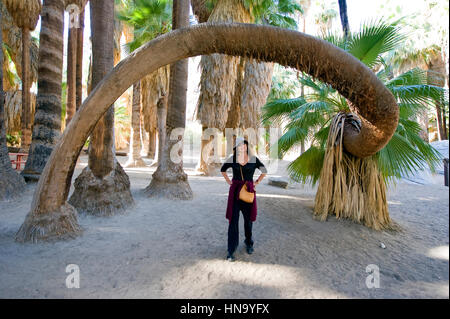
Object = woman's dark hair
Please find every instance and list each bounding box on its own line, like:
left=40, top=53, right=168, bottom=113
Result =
left=232, top=139, right=249, bottom=160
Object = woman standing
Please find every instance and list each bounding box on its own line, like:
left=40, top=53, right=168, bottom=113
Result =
left=221, top=137, right=267, bottom=262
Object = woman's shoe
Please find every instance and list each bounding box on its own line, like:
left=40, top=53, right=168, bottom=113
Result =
left=226, top=253, right=236, bottom=262
left=246, top=245, right=254, bottom=254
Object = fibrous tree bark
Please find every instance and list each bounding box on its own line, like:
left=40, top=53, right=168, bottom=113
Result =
left=21, top=0, right=65, bottom=182
left=0, top=9, right=27, bottom=201
left=195, top=0, right=252, bottom=175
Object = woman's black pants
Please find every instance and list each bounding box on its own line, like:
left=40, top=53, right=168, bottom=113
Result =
left=228, top=198, right=254, bottom=254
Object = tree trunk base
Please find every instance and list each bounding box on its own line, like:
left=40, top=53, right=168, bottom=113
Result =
left=0, top=167, right=26, bottom=201
left=195, top=162, right=222, bottom=176
left=68, top=163, right=134, bottom=216
left=149, top=160, right=159, bottom=167
left=15, top=202, right=82, bottom=243
left=144, top=170, right=193, bottom=200
left=124, top=157, right=147, bottom=168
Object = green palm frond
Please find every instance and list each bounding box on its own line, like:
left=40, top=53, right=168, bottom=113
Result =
left=286, top=146, right=325, bottom=185
left=376, top=132, right=435, bottom=181
left=276, top=126, right=309, bottom=156
left=117, top=0, right=172, bottom=52
left=386, top=68, right=444, bottom=106
left=261, top=97, right=306, bottom=125
left=347, top=19, right=405, bottom=68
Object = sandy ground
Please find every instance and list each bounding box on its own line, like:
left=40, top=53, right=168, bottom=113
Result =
left=0, top=154, right=448, bottom=299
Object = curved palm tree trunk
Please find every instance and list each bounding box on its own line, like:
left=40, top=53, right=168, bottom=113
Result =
left=21, top=0, right=64, bottom=182
left=67, top=0, right=134, bottom=216
left=15, top=23, right=399, bottom=241
left=125, top=81, right=146, bottom=167
left=0, top=10, right=26, bottom=200
left=144, top=0, right=192, bottom=199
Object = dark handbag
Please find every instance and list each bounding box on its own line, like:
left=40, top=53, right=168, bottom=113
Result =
left=239, top=165, right=255, bottom=203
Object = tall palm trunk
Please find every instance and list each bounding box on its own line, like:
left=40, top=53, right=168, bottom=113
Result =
left=125, top=81, right=146, bottom=167
left=154, top=94, right=168, bottom=167
left=0, top=10, right=26, bottom=200
left=20, top=28, right=32, bottom=150
left=68, top=0, right=134, bottom=216
left=65, top=25, right=77, bottom=125
left=427, top=52, right=447, bottom=140
left=147, top=130, right=156, bottom=158
left=144, top=0, right=192, bottom=199
left=338, top=0, right=350, bottom=38
left=21, top=0, right=64, bottom=182
left=75, top=7, right=84, bottom=111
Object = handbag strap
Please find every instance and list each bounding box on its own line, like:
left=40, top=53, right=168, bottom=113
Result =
left=239, top=165, right=244, bottom=181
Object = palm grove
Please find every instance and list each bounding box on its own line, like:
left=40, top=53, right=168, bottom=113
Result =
left=0, top=0, right=448, bottom=242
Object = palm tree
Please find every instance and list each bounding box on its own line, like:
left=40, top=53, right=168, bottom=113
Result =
left=65, top=1, right=87, bottom=126
left=263, top=20, right=444, bottom=229
left=143, top=0, right=192, bottom=199
left=3, top=0, right=41, bottom=151
left=118, top=0, right=172, bottom=167
left=21, top=0, right=65, bottom=182
left=337, top=0, right=349, bottom=38
left=67, top=0, right=134, bottom=216
left=0, top=9, right=27, bottom=201
left=76, top=5, right=86, bottom=112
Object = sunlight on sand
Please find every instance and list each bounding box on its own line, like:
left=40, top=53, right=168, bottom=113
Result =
left=427, top=246, right=449, bottom=261
left=159, top=259, right=345, bottom=298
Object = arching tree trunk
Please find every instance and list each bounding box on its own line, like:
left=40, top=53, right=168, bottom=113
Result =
left=21, top=0, right=65, bottom=182
left=125, top=81, right=146, bottom=167
left=15, top=23, right=400, bottom=242
left=67, top=0, right=134, bottom=216
left=144, top=0, right=192, bottom=199
left=0, top=9, right=26, bottom=200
